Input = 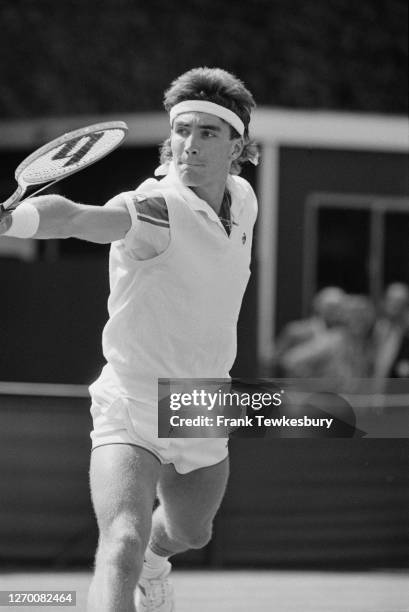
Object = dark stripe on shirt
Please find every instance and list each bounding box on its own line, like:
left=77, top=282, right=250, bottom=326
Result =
left=132, top=195, right=169, bottom=222
left=136, top=214, right=170, bottom=228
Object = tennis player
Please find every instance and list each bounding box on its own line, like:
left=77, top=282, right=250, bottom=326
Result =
left=0, top=67, right=258, bottom=612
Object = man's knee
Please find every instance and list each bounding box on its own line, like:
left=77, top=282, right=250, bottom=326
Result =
left=99, top=520, right=147, bottom=572
left=171, top=523, right=213, bottom=550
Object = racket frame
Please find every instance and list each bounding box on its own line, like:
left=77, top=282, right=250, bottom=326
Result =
left=0, top=121, right=128, bottom=213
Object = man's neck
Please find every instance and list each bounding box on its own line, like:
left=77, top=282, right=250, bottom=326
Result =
left=190, top=184, right=227, bottom=215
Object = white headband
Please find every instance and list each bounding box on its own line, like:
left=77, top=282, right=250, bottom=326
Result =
left=169, top=100, right=245, bottom=136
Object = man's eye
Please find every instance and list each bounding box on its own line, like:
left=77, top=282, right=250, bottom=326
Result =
left=202, top=131, right=215, bottom=138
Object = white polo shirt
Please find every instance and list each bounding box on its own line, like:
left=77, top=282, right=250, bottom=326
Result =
left=89, top=162, right=258, bottom=439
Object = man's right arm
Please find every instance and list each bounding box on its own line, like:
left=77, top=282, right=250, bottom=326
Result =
left=0, top=194, right=131, bottom=243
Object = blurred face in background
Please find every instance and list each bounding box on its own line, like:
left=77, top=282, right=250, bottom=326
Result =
left=383, top=283, right=409, bottom=321
left=343, top=296, right=376, bottom=338
left=313, top=287, right=346, bottom=328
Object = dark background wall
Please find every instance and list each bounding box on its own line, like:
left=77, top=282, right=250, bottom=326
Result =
left=276, top=148, right=409, bottom=332
left=1, top=0, right=407, bottom=118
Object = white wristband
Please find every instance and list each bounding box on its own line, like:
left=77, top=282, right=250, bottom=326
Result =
left=3, top=201, right=40, bottom=238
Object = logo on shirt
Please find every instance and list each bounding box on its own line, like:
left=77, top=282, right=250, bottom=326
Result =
left=242, top=232, right=247, bottom=245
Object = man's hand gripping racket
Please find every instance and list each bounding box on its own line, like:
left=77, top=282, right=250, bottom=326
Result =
left=0, top=121, right=128, bottom=221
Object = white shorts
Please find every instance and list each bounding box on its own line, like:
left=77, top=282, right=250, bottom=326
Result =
left=90, top=396, right=229, bottom=474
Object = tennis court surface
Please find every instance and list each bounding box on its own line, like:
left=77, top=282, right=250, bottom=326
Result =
left=0, top=569, right=407, bottom=611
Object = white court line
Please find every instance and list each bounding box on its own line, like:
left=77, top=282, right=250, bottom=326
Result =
left=0, top=381, right=89, bottom=398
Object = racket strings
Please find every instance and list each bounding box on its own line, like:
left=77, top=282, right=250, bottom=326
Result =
left=19, top=128, right=126, bottom=183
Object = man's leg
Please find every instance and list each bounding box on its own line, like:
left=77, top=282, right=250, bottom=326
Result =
left=144, top=457, right=229, bottom=566
left=87, top=444, right=161, bottom=612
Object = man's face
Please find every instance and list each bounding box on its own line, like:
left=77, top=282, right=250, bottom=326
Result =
left=170, top=112, right=242, bottom=189
left=384, top=285, right=409, bottom=320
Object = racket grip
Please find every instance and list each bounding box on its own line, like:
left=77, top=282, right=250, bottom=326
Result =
left=1, top=185, right=24, bottom=211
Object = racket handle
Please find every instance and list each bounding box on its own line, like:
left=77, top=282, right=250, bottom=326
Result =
left=1, top=185, right=24, bottom=211
left=0, top=179, right=59, bottom=215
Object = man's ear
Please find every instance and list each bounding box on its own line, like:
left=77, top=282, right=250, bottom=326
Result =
left=230, top=138, right=244, bottom=160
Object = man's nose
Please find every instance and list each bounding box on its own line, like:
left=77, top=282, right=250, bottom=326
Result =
left=184, top=133, right=200, bottom=154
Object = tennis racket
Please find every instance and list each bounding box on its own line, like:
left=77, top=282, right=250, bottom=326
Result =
left=0, top=121, right=128, bottom=217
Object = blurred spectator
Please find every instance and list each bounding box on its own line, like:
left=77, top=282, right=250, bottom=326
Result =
left=273, top=286, right=346, bottom=377
left=373, top=283, right=409, bottom=381
left=341, top=294, right=376, bottom=378
left=275, top=293, right=376, bottom=392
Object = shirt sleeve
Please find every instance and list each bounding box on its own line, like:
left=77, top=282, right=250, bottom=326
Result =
left=107, top=191, right=171, bottom=260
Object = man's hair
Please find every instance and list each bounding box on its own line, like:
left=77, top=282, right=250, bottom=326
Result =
left=160, top=67, right=259, bottom=174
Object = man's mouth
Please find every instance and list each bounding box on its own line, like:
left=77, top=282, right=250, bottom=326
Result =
left=179, top=161, right=204, bottom=167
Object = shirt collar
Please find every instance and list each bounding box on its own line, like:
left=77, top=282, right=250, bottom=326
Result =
left=156, top=161, right=245, bottom=223
left=226, top=174, right=245, bottom=223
